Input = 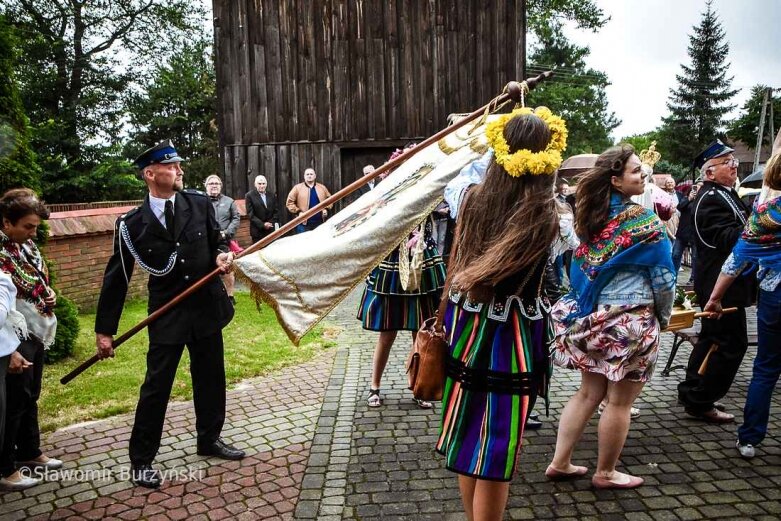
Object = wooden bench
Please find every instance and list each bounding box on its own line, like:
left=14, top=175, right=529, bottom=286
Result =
left=660, top=309, right=759, bottom=377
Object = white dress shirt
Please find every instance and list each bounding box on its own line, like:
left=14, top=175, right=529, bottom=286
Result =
left=148, top=193, right=177, bottom=229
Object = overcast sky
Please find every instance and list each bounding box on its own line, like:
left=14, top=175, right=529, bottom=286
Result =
left=562, top=0, right=781, bottom=140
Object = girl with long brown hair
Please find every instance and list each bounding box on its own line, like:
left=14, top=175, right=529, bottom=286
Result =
left=436, top=108, right=565, bottom=521
left=547, top=145, right=675, bottom=489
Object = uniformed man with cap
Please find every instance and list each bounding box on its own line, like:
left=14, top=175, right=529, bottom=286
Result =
left=94, top=140, right=244, bottom=488
left=677, top=140, right=755, bottom=424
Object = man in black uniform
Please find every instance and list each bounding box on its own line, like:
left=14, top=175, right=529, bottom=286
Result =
left=95, top=140, right=244, bottom=488
left=678, top=140, right=755, bottom=423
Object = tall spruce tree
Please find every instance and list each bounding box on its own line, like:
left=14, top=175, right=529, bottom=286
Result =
left=657, top=0, right=738, bottom=166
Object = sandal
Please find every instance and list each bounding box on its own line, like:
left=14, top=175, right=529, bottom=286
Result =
left=597, top=403, right=640, bottom=419
left=414, top=398, right=434, bottom=409
left=367, top=389, right=382, bottom=408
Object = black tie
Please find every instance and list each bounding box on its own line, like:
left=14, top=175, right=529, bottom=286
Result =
left=164, top=200, right=175, bottom=237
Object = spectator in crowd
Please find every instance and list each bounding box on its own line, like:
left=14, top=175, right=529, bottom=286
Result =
left=0, top=189, right=62, bottom=491
left=286, top=168, right=332, bottom=233
left=663, top=177, right=681, bottom=246
left=94, top=140, right=243, bottom=489
left=672, top=183, right=701, bottom=282
left=205, top=175, right=241, bottom=305
left=549, top=145, right=675, bottom=490
left=358, top=145, right=445, bottom=410
left=245, top=175, right=280, bottom=244
left=678, top=140, right=755, bottom=424
left=556, top=177, right=570, bottom=204
left=431, top=201, right=449, bottom=258
left=348, top=164, right=376, bottom=206
left=704, top=130, right=781, bottom=458
left=436, top=109, right=565, bottom=519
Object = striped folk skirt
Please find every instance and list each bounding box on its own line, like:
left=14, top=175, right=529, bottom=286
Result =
left=436, top=296, right=552, bottom=481
left=357, top=246, right=446, bottom=332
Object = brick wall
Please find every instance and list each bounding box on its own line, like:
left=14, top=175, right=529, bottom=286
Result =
left=43, top=232, right=148, bottom=310
left=42, top=202, right=255, bottom=311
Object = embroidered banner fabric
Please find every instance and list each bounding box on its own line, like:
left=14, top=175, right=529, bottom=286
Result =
left=235, top=118, right=493, bottom=344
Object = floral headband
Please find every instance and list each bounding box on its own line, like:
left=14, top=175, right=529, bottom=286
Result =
left=485, top=106, right=568, bottom=177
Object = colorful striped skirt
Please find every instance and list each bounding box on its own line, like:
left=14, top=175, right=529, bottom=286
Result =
left=357, top=246, right=445, bottom=332
left=436, top=295, right=552, bottom=481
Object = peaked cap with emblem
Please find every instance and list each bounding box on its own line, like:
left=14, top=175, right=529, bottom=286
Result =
left=133, top=140, right=185, bottom=169
left=693, top=139, right=734, bottom=171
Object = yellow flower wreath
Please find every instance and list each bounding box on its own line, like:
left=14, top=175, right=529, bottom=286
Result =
left=485, top=106, right=568, bottom=177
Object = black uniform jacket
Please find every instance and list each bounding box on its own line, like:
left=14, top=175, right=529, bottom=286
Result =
left=95, top=190, right=234, bottom=344
left=245, top=190, right=279, bottom=240
left=692, top=181, right=756, bottom=308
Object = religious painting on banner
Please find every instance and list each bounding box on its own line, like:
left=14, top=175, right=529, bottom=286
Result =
left=235, top=116, right=498, bottom=344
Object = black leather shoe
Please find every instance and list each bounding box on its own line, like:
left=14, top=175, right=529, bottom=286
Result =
left=197, top=438, right=245, bottom=460
left=131, top=464, right=161, bottom=489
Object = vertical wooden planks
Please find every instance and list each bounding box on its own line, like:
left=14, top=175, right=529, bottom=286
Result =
left=279, top=0, right=297, bottom=141
left=264, top=0, right=285, bottom=141
left=316, top=0, right=334, bottom=141
left=385, top=0, right=400, bottom=138
left=251, top=0, right=269, bottom=140
left=398, top=0, right=415, bottom=137
left=331, top=0, right=350, bottom=141
left=432, top=0, right=445, bottom=127
left=246, top=145, right=259, bottom=197
left=214, top=0, right=528, bottom=194
left=348, top=0, right=368, bottom=139
left=259, top=145, right=277, bottom=195
left=277, top=144, right=292, bottom=223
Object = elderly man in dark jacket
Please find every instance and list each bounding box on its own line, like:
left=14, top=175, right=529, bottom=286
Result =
left=245, top=175, right=280, bottom=243
left=94, top=141, right=244, bottom=489
left=205, top=174, right=240, bottom=304
left=678, top=141, right=755, bottom=424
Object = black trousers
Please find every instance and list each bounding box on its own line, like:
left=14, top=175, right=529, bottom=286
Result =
left=0, top=354, right=9, bottom=456
left=678, top=307, right=748, bottom=413
left=129, top=331, right=226, bottom=466
left=0, top=339, right=44, bottom=477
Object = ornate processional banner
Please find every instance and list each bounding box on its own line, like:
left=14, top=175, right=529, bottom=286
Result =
left=235, top=117, right=497, bottom=344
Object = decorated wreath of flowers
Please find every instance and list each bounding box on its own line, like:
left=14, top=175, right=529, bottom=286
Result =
left=485, top=106, right=568, bottom=177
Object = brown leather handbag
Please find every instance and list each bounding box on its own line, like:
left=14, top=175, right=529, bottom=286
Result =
left=406, top=314, right=448, bottom=401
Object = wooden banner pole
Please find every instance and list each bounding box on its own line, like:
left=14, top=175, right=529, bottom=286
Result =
left=61, top=72, right=554, bottom=384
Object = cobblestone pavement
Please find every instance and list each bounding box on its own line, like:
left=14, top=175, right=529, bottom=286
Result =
left=295, top=290, right=780, bottom=521
left=1, top=287, right=780, bottom=520
left=0, top=345, right=336, bottom=520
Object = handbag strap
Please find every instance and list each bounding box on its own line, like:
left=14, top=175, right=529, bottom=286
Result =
left=434, top=191, right=469, bottom=330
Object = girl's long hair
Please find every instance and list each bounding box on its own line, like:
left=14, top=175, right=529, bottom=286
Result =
left=449, top=114, right=559, bottom=297
left=574, top=145, right=635, bottom=242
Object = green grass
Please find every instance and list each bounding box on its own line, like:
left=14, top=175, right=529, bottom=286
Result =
left=39, top=292, right=338, bottom=432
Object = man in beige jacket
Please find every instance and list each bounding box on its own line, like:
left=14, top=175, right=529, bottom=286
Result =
left=286, top=168, right=332, bottom=233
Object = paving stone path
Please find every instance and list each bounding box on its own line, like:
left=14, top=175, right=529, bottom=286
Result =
left=1, top=288, right=780, bottom=520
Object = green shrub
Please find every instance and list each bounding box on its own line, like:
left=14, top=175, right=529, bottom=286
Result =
left=46, top=292, right=80, bottom=363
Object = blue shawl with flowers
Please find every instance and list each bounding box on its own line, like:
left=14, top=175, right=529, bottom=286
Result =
left=731, top=192, right=781, bottom=270
left=566, top=192, right=674, bottom=320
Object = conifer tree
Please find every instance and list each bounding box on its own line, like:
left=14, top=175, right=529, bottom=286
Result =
left=657, top=0, right=738, bottom=166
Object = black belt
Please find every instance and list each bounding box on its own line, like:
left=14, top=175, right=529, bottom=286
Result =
left=445, top=356, right=537, bottom=395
